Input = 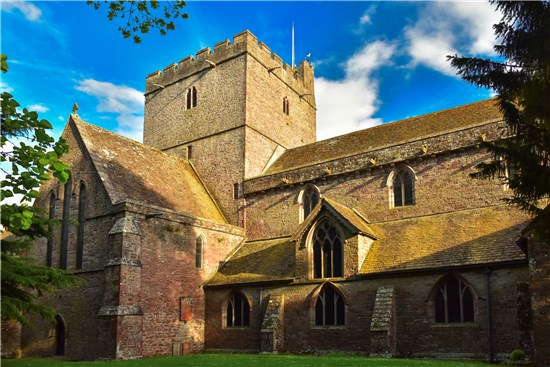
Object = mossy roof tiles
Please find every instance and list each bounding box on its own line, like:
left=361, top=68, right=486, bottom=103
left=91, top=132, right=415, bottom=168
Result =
left=71, top=116, right=226, bottom=223
left=264, top=98, right=502, bottom=175
left=206, top=237, right=295, bottom=286
left=361, top=205, right=529, bottom=274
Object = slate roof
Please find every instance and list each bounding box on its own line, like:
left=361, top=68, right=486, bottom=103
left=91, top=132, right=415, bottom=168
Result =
left=206, top=237, right=295, bottom=286
left=207, top=203, right=528, bottom=286
left=362, top=205, right=529, bottom=274
left=70, top=115, right=226, bottom=223
left=290, top=197, right=377, bottom=242
left=264, top=98, right=502, bottom=175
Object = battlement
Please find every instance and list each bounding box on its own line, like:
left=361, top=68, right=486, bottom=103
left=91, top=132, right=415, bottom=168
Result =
left=145, top=30, right=314, bottom=101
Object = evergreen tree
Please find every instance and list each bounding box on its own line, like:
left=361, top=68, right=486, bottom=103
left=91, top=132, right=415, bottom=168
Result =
left=1, top=55, right=83, bottom=326
left=448, top=0, right=550, bottom=237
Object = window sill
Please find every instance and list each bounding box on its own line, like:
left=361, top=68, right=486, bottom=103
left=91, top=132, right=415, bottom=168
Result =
left=431, top=322, right=478, bottom=328
left=311, top=325, right=346, bottom=330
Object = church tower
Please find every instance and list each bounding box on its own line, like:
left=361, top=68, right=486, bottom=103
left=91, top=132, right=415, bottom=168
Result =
left=143, top=30, right=316, bottom=225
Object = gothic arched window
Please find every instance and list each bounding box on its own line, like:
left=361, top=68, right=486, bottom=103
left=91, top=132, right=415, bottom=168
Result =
left=434, top=276, right=476, bottom=323
left=76, top=182, right=86, bottom=270
left=226, top=291, right=250, bottom=327
left=314, top=284, right=345, bottom=326
left=283, top=96, right=289, bottom=115
left=389, top=166, right=415, bottom=208
left=312, top=219, right=343, bottom=279
left=301, top=185, right=320, bottom=222
left=60, top=174, right=72, bottom=270
left=186, top=87, right=198, bottom=110
left=47, top=191, right=56, bottom=267
left=186, top=88, right=192, bottom=109
left=192, top=86, right=198, bottom=108
left=195, top=236, right=204, bottom=269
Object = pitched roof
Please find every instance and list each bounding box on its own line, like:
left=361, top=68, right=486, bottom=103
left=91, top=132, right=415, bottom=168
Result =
left=361, top=205, right=529, bottom=275
left=206, top=237, right=295, bottom=286
left=69, top=115, right=226, bottom=223
left=291, top=197, right=376, bottom=242
left=264, top=98, right=502, bottom=175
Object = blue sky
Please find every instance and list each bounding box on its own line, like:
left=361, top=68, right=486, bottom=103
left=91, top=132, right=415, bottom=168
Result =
left=1, top=1, right=501, bottom=142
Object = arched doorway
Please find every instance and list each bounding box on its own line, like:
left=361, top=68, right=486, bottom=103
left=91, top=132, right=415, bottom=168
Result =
left=54, top=315, right=66, bottom=356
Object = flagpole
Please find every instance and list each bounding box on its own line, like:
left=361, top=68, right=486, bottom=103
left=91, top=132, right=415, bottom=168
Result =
left=292, top=22, right=295, bottom=68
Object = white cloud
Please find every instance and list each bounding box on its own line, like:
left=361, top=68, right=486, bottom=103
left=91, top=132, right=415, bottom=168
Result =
left=359, top=13, right=371, bottom=26
left=115, top=114, right=144, bottom=143
left=405, top=2, right=501, bottom=76
left=1, top=1, right=42, bottom=22
left=75, top=79, right=144, bottom=114
left=0, top=81, right=14, bottom=93
left=315, top=40, right=394, bottom=141
left=75, top=79, right=144, bottom=142
left=28, top=103, right=49, bottom=113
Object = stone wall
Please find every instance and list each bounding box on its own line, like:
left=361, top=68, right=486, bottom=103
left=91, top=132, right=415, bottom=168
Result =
left=243, top=137, right=511, bottom=241
left=204, top=267, right=528, bottom=360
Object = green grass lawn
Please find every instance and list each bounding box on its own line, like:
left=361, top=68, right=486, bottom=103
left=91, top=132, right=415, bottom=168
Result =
left=1, top=353, right=492, bottom=367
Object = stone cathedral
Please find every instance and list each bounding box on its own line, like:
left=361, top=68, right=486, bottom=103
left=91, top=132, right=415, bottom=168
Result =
left=13, top=30, right=545, bottom=362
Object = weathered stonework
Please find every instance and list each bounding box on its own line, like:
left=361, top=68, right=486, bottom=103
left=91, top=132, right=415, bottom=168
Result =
left=19, top=30, right=542, bottom=364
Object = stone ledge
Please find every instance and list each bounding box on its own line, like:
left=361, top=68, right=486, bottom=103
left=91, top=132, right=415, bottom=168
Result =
left=104, top=258, right=142, bottom=267
left=97, top=305, right=143, bottom=316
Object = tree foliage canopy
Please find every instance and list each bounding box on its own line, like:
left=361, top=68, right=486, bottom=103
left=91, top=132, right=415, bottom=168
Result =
left=87, top=0, right=188, bottom=44
left=1, top=54, right=83, bottom=326
left=448, top=1, right=550, bottom=231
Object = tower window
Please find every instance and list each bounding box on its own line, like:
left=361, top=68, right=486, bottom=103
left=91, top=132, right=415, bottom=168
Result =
left=186, top=145, right=193, bottom=160
left=434, top=276, right=476, bottom=323
left=312, top=219, right=343, bottom=279
left=389, top=166, right=415, bottom=208
left=186, top=87, right=198, bottom=110
left=283, top=96, right=289, bottom=115
left=226, top=291, right=250, bottom=327
left=233, top=183, right=239, bottom=200
left=314, top=284, right=345, bottom=326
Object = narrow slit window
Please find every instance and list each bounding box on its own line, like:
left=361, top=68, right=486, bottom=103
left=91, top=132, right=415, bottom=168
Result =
left=76, top=182, right=86, bottom=270
left=233, top=183, right=239, bottom=200
left=60, top=174, right=72, bottom=269
left=186, top=88, right=192, bottom=110
left=187, top=145, right=193, bottom=160
left=195, top=236, right=204, bottom=269
left=192, top=87, right=198, bottom=107
left=47, top=192, right=56, bottom=267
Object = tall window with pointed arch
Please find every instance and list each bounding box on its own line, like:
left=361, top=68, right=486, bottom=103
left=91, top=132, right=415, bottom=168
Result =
left=225, top=291, right=250, bottom=327
left=301, top=185, right=320, bottom=222
left=314, top=284, right=345, bottom=326
left=433, top=276, right=476, bottom=323
left=312, top=219, right=343, bottom=279
left=389, top=166, right=415, bottom=208
left=186, top=86, right=198, bottom=109
left=76, top=182, right=86, bottom=270
left=60, top=174, right=72, bottom=269
left=47, top=191, right=56, bottom=267
left=195, top=236, right=204, bottom=269
left=283, top=96, right=289, bottom=115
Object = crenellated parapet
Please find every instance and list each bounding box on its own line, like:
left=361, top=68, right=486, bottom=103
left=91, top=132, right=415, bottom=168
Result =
left=145, top=30, right=315, bottom=104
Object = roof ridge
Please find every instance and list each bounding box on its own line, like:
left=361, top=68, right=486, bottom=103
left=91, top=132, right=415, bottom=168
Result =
left=72, top=115, right=192, bottom=164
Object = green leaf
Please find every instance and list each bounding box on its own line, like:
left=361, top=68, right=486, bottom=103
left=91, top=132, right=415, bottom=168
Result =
left=38, top=119, right=52, bottom=129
